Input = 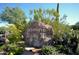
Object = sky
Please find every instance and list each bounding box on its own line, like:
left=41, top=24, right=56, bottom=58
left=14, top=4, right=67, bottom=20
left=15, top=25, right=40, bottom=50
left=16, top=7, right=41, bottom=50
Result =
left=0, top=3, right=79, bottom=27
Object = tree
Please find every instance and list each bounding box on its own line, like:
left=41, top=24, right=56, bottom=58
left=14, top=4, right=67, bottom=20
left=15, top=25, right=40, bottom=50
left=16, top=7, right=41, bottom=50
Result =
left=71, top=22, right=79, bottom=30
left=7, top=24, right=21, bottom=43
left=0, top=7, right=27, bottom=33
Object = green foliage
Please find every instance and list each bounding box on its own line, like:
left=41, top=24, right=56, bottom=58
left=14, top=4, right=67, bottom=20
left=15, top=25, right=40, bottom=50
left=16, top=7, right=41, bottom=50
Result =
left=71, top=22, right=79, bottom=30
left=6, top=43, right=24, bottom=55
left=7, top=24, right=22, bottom=43
left=0, top=27, right=7, bottom=34
left=41, top=46, right=59, bottom=55
left=52, top=20, right=71, bottom=39
left=55, top=45, right=69, bottom=54
left=0, top=7, right=26, bottom=55
left=30, top=8, right=58, bottom=21
left=0, top=45, right=5, bottom=52
left=30, top=8, right=43, bottom=21
left=0, top=7, right=27, bottom=32
left=0, top=42, right=24, bottom=55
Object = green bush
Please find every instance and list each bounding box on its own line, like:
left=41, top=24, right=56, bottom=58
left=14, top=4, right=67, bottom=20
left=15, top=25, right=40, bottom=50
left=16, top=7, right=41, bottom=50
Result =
left=7, top=24, right=22, bottom=43
left=41, top=46, right=59, bottom=55
left=1, top=43, right=24, bottom=55
left=55, top=45, right=69, bottom=54
left=8, top=47, right=24, bottom=55
left=0, top=45, right=6, bottom=52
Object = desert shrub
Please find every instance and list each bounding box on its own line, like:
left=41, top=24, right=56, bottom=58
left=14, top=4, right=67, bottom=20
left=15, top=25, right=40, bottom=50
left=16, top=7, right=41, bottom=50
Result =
left=55, top=45, right=70, bottom=54
left=52, top=20, right=71, bottom=39
left=7, top=24, right=22, bottom=43
left=4, top=43, right=24, bottom=55
left=0, top=43, right=24, bottom=55
left=0, top=45, right=6, bottom=52
left=0, top=42, right=25, bottom=55
left=41, top=45, right=59, bottom=55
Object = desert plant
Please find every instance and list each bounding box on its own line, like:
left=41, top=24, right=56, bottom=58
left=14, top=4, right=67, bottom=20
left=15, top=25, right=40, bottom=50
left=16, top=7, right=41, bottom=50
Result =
left=4, top=43, right=24, bottom=55
left=41, top=45, right=59, bottom=55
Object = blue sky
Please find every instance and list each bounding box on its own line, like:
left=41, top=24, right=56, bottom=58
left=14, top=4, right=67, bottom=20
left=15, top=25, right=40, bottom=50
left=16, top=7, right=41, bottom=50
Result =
left=0, top=3, right=79, bottom=27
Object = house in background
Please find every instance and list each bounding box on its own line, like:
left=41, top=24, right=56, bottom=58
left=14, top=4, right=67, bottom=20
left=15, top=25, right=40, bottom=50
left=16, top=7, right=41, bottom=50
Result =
left=24, top=21, right=53, bottom=48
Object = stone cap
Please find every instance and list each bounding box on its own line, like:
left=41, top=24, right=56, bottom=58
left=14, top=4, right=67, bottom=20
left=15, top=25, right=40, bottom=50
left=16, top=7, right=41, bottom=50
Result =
left=25, top=47, right=41, bottom=53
